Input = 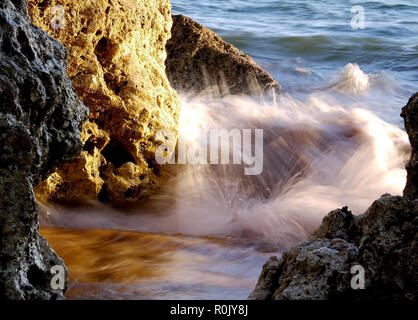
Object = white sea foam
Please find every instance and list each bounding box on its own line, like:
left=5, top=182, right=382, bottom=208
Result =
left=327, top=63, right=371, bottom=95
left=40, top=90, right=410, bottom=248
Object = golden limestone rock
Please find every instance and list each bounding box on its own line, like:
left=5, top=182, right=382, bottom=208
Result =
left=29, top=0, right=180, bottom=204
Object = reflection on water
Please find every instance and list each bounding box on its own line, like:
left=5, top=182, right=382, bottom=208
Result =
left=40, top=227, right=278, bottom=299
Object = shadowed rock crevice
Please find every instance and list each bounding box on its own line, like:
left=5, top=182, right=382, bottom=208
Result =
left=102, top=142, right=136, bottom=168
left=94, top=36, right=125, bottom=95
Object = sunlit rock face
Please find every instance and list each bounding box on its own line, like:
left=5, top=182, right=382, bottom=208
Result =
left=250, top=93, right=418, bottom=301
left=166, top=14, right=281, bottom=98
left=29, top=0, right=180, bottom=204
left=0, top=0, right=88, bottom=299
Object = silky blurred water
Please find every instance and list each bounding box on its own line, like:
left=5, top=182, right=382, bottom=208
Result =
left=41, top=0, right=418, bottom=300
left=172, top=0, right=418, bottom=126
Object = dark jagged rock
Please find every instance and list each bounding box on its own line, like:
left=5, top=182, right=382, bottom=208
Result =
left=401, top=93, right=418, bottom=200
left=166, top=14, right=281, bottom=97
left=250, top=93, right=418, bottom=301
left=0, top=0, right=88, bottom=299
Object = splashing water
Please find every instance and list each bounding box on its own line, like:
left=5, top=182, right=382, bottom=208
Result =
left=38, top=0, right=418, bottom=298
left=325, top=63, right=370, bottom=94
left=40, top=65, right=410, bottom=247
left=39, top=63, right=410, bottom=299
